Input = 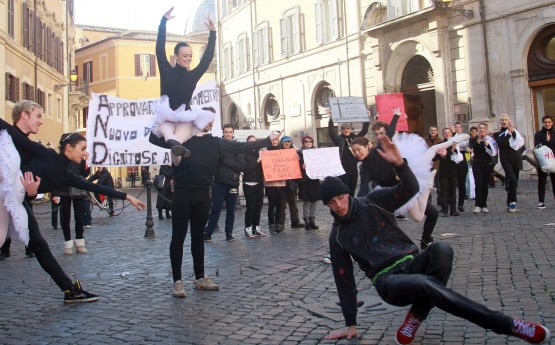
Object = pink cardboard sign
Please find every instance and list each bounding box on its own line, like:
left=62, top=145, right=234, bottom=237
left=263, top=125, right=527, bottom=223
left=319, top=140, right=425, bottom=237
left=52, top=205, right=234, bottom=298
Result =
left=261, top=148, right=302, bottom=182
left=375, top=93, right=408, bottom=132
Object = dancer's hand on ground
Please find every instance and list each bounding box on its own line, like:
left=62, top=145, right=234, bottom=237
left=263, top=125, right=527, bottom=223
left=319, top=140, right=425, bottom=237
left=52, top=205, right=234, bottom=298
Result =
left=376, top=134, right=403, bottom=166
left=20, top=171, right=41, bottom=198
left=205, top=15, right=216, bottom=31
left=164, top=7, right=175, bottom=20
left=127, top=195, right=146, bottom=211
left=324, top=326, right=357, bottom=340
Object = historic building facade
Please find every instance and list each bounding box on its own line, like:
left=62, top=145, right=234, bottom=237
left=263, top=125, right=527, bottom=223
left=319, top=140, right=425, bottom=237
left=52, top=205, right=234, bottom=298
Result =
left=1, top=0, right=84, bottom=146
left=216, top=0, right=555, bottom=156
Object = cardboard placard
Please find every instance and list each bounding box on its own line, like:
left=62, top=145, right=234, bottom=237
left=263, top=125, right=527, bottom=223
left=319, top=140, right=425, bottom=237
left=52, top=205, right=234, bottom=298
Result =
left=375, top=93, right=408, bottom=132
left=301, top=147, right=345, bottom=180
left=329, top=97, right=369, bottom=123
left=261, top=148, right=302, bottom=182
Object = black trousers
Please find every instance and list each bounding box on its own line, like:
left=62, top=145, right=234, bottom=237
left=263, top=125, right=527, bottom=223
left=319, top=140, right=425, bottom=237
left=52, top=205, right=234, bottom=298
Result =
left=439, top=176, right=457, bottom=213
left=422, top=203, right=438, bottom=243
left=537, top=170, right=555, bottom=203
left=60, top=196, right=85, bottom=241
left=456, top=162, right=468, bottom=207
left=472, top=160, right=492, bottom=208
left=374, top=242, right=514, bottom=335
left=500, top=155, right=520, bottom=205
left=243, top=183, right=263, bottom=228
left=265, top=186, right=285, bottom=225
left=51, top=200, right=61, bottom=228
left=170, top=187, right=210, bottom=281
left=25, top=202, right=73, bottom=291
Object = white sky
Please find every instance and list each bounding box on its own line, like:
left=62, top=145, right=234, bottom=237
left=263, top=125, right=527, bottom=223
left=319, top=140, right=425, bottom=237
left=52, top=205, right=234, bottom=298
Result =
left=74, top=0, right=204, bottom=35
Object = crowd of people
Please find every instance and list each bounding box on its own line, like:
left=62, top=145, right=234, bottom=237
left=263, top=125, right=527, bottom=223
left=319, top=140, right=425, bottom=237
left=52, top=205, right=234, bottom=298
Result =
left=0, top=6, right=552, bottom=344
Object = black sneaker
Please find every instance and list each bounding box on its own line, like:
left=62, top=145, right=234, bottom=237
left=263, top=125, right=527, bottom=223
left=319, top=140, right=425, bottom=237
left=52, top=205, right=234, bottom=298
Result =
left=458, top=206, right=465, bottom=213
left=226, top=234, right=236, bottom=242
left=64, top=281, right=99, bottom=304
left=396, top=215, right=408, bottom=221
left=203, top=233, right=212, bottom=242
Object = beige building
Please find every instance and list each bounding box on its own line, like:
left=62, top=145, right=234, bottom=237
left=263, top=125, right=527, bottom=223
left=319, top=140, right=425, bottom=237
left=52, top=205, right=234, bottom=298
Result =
left=217, top=0, right=555, bottom=161
left=74, top=15, right=215, bottom=185
left=0, top=0, right=84, bottom=147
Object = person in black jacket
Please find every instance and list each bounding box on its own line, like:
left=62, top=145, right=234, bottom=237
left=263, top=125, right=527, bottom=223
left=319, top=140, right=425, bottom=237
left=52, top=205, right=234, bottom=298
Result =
left=328, top=113, right=369, bottom=196
left=168, top=121, right=282, bottom=298
left=203, top=124, right=245, bottom=242
left=88, top=167, right=115, bottom=216
left=493, top=114, right=525, bottom=212
left=59, top=159, right=90, bottom=254
left=279, top=136, right=305, bottom=229
left=150, top=7, right=216, bottom=165
left=321, top=134, right=551, bottom=345
left=155, top=165, right=173, bottom=219
left=435, top=128, right=461, bottom=217
left=242, top=135, right=266, bottom=238
left=0, top=101, right=144, bottom=303
left=534, top=115, right=555, bottom=209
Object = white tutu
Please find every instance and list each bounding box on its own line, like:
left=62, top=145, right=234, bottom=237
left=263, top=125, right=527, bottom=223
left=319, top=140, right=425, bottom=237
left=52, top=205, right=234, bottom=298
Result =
left=0, top=130, right=29, bottom=246
left=392, top=133, right=434, bottom=216
left=151, top=95, right=215, bottom=137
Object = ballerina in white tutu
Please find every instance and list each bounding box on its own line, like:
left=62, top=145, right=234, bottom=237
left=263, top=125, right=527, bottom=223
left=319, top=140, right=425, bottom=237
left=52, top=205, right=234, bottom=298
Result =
left=352, top=132, right=470, bottom=221
left=151, top=7, right=217, bottom=166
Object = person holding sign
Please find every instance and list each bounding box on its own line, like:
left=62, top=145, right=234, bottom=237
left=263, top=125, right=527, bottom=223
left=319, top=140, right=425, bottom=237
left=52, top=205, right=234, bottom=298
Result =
left=262, top=138, right=287, bottom=235
left=320, top=135, right=551, bottom=345
left=328, top=112, right=369, bottom=196
left=169, top=123, right=282, bottom=298
left=298, top=135, right=321, bottom=230
left=533, top=115, right=555, bottom=209
left=151, top=7, right=217, bottom=165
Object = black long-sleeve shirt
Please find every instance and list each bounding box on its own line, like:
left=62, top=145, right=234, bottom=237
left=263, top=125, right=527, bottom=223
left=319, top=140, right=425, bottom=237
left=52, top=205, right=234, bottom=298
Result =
left=173, top=135, right=271, bottom=189
left=534, top=127, right=555, bottom=150
left=156, top=17, right=216, bottom=110
left=328, top=119, right=369, bottom=172
left=0, top=118, right=126, bottom=200
left=329, top=162, right=419, bottom=327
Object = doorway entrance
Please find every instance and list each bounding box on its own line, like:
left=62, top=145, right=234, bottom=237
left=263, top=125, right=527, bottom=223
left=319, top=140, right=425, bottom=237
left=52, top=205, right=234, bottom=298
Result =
left=401, top=55, right=436, bottom=135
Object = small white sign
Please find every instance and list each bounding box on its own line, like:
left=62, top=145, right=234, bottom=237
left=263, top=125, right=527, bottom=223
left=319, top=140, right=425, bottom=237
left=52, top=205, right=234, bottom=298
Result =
left=329, top=97, right=370, bottom=123
left=302, top=147, right=345, bottom=180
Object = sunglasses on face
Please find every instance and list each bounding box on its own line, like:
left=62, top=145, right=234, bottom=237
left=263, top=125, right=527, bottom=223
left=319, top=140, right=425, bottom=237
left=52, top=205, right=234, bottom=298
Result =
left=304, top=140, right=313, bottom=143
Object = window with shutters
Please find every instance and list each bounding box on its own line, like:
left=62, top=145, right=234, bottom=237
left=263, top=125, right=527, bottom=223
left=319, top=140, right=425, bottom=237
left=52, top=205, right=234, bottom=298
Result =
left=253, top=24, right=270, bottom=67
left=386, top=0, right=424, bottom=20
left=35, top=15, right=42, bottom=58
left=134, top=54, right=156, bottom=77
left=57, top=97, right=62, bottom=121
left=47, top=93, right=53, bottom=119
left=36, top=89, right=45, bottom=109
left=236, top=34, right=249, bottom=74
left=315, top=0, right=339, bottom=45
left=280, top=8, right=301, bottom=56
left=222, top=44, right=233, bottom=80
left=22, top=82, right=34, bottom=101
left=5, top=73, right=19, bottom=102
left=8, top=0, right=15, bottom=38
left=83, top=61, right=93, bottom=84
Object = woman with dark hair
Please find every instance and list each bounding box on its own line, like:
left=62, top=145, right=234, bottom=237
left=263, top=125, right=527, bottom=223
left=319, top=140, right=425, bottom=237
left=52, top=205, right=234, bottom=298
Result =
left=151, top=7, right=217, bottom=165
left=264, top=138, right=286, bottom=234
left=468, top=123, right=498, bottom=214
left=0, top=116, right=144, bottom=303
left=242, top=135, right=266, bottom=238
left=534, top=115, right=555, bottom=209
left=298, top=135, right=321, bottom=230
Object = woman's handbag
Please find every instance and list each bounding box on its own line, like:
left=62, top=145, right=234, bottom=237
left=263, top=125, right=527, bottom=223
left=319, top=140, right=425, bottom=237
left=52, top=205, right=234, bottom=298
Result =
left=533, top=145, right=555, bottom=173
left=153, top=174, right=166, bottom=189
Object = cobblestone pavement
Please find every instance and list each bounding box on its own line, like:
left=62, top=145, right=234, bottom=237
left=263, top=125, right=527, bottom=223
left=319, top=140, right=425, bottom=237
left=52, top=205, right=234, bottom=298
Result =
left=0, top=179, right=554, bottom=344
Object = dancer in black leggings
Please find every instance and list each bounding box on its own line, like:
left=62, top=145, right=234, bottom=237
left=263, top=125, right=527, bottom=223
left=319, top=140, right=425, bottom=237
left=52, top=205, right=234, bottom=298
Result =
left=321, top=134, right=550, bottom=345
left=469, top=123, right=498, bottom=214
left=0, top=101, right=144, bottom=303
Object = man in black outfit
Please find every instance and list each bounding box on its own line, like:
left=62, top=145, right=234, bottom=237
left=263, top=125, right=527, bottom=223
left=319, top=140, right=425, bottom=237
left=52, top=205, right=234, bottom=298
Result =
left=328, top=116, right=369, bottom=196
left=321, top=134, right=551, bottom=345
left=170, top=122, right=282, bottom=298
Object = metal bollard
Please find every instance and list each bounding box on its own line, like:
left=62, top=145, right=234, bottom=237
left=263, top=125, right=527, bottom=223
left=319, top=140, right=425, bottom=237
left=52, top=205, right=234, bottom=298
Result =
left=144, top=180, right=155, bottom=238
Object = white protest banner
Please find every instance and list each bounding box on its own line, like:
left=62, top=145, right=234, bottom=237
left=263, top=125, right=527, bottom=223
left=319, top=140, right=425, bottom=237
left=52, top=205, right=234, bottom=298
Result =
left=86, top=80, right=220, bottom=166
left=329, top=97, right=370, bottom=123
left=233, top=130, right=271, bottom=142
left=302, top=147, right=345, bottom=180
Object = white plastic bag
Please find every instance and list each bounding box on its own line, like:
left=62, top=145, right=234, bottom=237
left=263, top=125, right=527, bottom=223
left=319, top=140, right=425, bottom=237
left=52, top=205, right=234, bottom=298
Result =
left=534, top=145, right=555, bottom=173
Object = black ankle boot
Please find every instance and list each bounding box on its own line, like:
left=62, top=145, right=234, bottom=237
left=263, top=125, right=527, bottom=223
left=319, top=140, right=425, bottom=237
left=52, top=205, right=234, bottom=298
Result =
left=167, top=139, right=191, bottom=158
left=304, top=218, right=311, bottom=230
left=309, top=217, right=319, bottom=230
left=158, top=209, right=164, bottom=220
left=166, top=209, right=172, bottom=219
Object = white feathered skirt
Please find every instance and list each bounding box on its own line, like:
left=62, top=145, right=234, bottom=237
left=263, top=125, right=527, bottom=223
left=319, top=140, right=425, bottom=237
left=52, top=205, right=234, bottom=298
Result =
left=151, top=95, right=215, bottom=137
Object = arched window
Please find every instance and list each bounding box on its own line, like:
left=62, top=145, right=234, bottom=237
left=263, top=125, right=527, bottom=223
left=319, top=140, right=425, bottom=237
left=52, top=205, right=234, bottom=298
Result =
left=264, top=95, right=280, bottom=122
left=314, top=82, right=335, bottom=118
left=229, top=103, right=239, bottom=129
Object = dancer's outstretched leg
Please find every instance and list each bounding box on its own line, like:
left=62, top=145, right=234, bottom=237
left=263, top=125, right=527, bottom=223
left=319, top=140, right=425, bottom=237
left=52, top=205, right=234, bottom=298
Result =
left=421, top=134, right=470, bottom=162
left=407, top=170, right=436, bottom=222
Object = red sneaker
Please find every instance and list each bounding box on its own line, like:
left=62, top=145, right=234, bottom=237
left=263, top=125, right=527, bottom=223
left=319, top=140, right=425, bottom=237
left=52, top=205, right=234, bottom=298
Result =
left=396, top=309, right=422, bottom=345
left=511, top=320, right=551, bottom=344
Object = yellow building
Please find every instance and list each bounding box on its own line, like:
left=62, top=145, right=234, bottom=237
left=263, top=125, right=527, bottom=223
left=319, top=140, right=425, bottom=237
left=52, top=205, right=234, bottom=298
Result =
left=0, top=0, right=84, bottom=147
left=75, top=18, right=215, bottom=186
